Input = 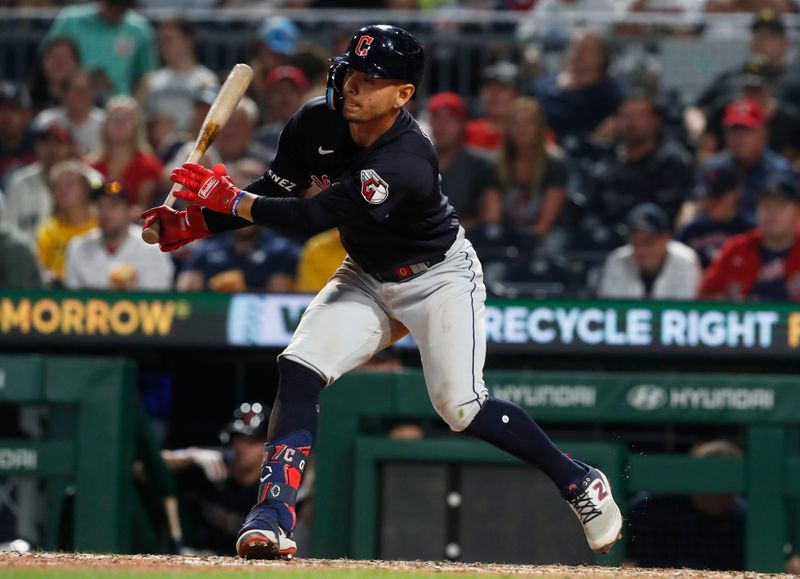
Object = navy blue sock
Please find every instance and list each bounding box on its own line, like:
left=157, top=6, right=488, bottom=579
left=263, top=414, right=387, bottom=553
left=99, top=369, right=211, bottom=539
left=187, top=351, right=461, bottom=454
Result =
left=268, top=358, right=325, bottom=443
left=464, top=396, right=586, bottom=489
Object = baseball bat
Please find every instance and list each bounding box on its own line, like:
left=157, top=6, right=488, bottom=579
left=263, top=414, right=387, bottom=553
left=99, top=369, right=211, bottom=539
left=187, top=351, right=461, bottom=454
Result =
left=162, top=496, right=185, bottom=554
left=142, top=63, right=254, bottom=245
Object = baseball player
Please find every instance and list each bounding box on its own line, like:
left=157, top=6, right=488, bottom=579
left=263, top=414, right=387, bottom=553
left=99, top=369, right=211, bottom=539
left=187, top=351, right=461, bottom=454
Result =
left=142, top=25, right=622, bottom=560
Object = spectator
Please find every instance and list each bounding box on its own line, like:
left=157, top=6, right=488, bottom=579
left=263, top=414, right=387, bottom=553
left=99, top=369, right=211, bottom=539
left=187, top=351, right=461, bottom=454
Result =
left=427, top=92, right=497, bottom=227
left=0, top=197, right=43, bottom=289
left=465, top=62, right=519, bottom=158
left=164, top=87, right=223, bottom=173
left=176, top=225, right=300, bottom=293
left=0, top=82, right=35, bottom=186
left=481, top=97, right=567, bottom=244
left=687, top=9, right=790, bottom=146
left=35, top=70, right=107, bottom=156
left=255, top=66, right=310, bottom=156
left=738, top=58, right=800, bottom=165
left=597, top=203, right=701, bottom=299
left=250, top=16, right=300, bottom=113
left=626, top=440, right=746, bottom=571
left=140, top=17, right=218, bottom=140
left=28, top=37, right=81, bottom=112
left=700, top=173, right=800, bottom=302
left=4, top=121, right=81, bottom=243
left=86, top=95, right=164, bottom=210
left=295, top=229, right=348, bottom=293
left=530, top=29, right=623, bottom=153
left=36, top=160, right=99, bottom=285
left=707, top=56, right=800, bottom=164
left=289, top=44, right=331, bottom=98
left=698, top=98, right=791, bottom=217
left=677, top=165, right=756, bottom=270
left=47, top=0, right=157, bottom=96
left=213, top=97, right=271, bottom=181
left=64, top=180, right=173, bottom=290
left=162, top=402, right=269, bottom=556
left=587, top=93, right=695, bottom=248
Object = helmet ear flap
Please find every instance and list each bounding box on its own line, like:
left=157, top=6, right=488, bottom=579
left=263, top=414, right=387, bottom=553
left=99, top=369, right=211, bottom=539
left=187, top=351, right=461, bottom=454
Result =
left=326, top=63, right=347, bottom=111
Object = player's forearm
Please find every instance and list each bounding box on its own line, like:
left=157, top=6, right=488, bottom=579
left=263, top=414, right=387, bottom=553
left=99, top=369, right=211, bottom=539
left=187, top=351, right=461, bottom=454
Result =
left=202, top=176, right=285, bottom=234
left=236, top=193, right=344, bottom=236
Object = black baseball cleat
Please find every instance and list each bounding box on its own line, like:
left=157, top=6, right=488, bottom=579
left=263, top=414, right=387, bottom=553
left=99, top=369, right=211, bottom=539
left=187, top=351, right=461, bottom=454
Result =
left=562, top=461, right=623, bottom=554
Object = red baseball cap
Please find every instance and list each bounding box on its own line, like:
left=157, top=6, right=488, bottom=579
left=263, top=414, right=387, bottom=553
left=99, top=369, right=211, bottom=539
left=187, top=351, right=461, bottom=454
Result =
left=265, top=65, right=309, bottom=92
left=428, top=92, right=467, bottom=118
left=723, top=98, right=766, bottom=129
left=33, top=120, right=73, bottom=143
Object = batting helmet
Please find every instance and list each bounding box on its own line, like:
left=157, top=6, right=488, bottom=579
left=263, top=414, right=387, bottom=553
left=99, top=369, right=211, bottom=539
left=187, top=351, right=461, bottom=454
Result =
left=326, top=24, right=425, bottom=111
left=219, top=402, right=269, bottom=444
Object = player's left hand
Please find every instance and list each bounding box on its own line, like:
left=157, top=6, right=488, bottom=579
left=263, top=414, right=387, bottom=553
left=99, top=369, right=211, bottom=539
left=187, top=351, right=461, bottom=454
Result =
left=171, top=162, right=245, bottom=215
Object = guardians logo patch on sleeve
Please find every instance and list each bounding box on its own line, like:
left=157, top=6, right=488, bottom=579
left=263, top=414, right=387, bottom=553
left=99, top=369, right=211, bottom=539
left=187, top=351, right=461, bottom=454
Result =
left=360, top=169, right=389, bottom=204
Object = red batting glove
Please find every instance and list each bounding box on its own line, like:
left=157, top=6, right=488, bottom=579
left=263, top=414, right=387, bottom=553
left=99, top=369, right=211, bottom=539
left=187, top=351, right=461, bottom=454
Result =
left=141, top=204, right=211, bottom=252
left=170, top=162, right=246, bottom=215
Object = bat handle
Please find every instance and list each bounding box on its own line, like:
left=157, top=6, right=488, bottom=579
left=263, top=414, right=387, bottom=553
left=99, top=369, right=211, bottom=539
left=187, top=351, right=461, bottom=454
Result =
left=142, top=221, right=161, bottom=245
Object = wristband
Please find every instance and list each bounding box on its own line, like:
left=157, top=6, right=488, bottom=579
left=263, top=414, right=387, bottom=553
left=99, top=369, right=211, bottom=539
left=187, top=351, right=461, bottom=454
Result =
left=231, top=190, right=246, bottom=217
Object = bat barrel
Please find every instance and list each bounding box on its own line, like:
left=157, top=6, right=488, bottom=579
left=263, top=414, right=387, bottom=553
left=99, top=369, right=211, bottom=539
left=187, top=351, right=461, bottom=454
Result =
left=140, top=63, right=253, bottom=245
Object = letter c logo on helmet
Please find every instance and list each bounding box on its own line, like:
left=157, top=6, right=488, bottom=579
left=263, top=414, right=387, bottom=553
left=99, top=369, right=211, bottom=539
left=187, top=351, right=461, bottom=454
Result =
left=355, top=35, right=374, bottom=57
left=326, top=25, right=425, bottom=111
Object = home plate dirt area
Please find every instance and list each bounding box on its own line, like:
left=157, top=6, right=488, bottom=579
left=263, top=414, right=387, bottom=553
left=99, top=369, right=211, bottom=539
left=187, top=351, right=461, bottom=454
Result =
left=0, top=553, right=795, bottom=579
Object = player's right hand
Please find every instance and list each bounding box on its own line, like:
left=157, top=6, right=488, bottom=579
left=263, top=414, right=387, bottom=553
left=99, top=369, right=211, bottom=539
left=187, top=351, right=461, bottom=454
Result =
left=141, top=204, right=210, bottom=252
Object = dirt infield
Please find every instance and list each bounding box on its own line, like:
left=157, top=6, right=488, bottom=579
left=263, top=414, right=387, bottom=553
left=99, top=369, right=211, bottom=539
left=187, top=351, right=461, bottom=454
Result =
left=0, top=552, right=794, bottom=579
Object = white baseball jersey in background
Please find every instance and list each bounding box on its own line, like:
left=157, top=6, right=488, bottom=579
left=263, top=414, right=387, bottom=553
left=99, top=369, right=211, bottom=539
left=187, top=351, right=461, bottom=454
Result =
left=64, top=224, right=174, bottom=290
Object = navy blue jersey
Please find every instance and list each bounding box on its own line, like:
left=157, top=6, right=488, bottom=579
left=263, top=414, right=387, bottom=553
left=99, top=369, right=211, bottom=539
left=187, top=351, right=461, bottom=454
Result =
left=750, top=246, right=792, bottom=301
left=207, top=97, right=458, bottom=274
left=676, top=213, right=756, bottom=269
left=183, top=229, right=300, bottom=291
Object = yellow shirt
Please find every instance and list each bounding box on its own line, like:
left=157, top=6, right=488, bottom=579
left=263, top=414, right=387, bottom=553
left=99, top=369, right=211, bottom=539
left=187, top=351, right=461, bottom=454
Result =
left=37, top=216, right=98, bottom=282
left=295, top=229, right=348, bottom=293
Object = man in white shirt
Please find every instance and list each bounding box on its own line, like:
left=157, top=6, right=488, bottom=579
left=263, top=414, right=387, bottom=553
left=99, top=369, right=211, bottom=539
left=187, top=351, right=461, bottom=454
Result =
left=140, top=17, right=218, bottom=140
left=64, top=180, right=174, bottom=290
left=597, top=203, right=701, bottom=299
left=4, top=121, right=91, bottom=243
left=34, top=70, right=106, bottom=156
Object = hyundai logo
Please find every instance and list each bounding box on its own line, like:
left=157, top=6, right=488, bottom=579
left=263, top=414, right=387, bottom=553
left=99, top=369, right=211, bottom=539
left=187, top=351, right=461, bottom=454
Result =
left=627, top=385, right=668, bottom=411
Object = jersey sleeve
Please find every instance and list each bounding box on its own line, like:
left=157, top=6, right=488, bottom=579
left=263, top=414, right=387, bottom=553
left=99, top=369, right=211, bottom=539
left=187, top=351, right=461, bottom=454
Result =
left=262, top=107, right=312, bottom=197
left=248, top=153, right=432, bottom=237
left=339, top=153, right=437, bottom=223
left=204, top=105, right=313, bottom=233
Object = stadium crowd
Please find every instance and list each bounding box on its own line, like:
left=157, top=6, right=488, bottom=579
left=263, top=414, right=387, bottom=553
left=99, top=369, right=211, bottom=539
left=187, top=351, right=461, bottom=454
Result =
left=1, top=0, right=800, bottom=302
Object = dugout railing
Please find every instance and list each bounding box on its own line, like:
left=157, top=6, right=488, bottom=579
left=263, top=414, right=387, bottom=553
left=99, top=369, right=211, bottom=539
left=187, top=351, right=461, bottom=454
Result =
left=0, top=355, right=175, bottom=553
left=313, top=369, right=800, bottom=572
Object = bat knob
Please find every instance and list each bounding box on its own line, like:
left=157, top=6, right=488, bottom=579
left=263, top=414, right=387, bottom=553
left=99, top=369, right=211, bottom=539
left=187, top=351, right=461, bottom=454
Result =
left=142, top=223, right=161, bottom=245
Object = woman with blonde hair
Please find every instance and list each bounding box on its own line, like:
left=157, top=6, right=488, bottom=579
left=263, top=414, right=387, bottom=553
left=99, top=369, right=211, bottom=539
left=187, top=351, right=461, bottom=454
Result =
left=36, top=159, right=99, bottom=285
left=86, top=95, right=163, bottom=211
left=480, top=97, right=569, bottom=242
